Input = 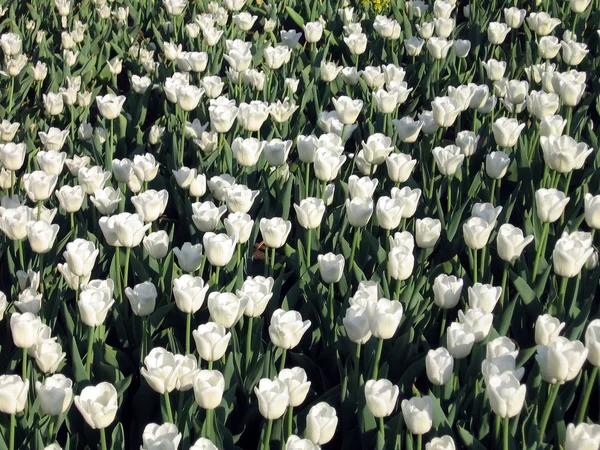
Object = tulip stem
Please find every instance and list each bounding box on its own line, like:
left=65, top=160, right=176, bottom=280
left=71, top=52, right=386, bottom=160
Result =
left=279, top=348, right=287, bottom=372
left=539, top=383, right=559, bottom=443
left=140, top=317, right=147, bottom=364
left=379, top=416, right=385, bottom=442
left=208, top=360, right=213, bottom=370
left=164, top=392, right=174, bottom=424
left=180, top=110, right=188, bottom=167
left=21, top=347, right=27, bottom=381
left=558, top=277, right=568, bottom=308
left=245, top=317, right=253, bottom=371
left=264, top=247, right=269, bottom=276
left=236, top=243, right=242, bottom=269
left=17, top=239, right=24, bottom=270
left=304, top=163, right=310, bottom=198
left=123, top=246, right=131, bottom=289
left=480, top=244, right=486, bottom=282
left=494, top=414, right=501, bottom=446
left=306, top=228, right=312, bottom=267
left=416, top=433, right=422, bottom=450
left=204, top=409, right=213, bottom=438
left=532, top=222, right=549, bottom=282
left=576, top=366, right=598, bottom=423
left=503, top=417, right=509, bottom=450
left=115, top=248, right=122, bottom=301
left=439, top=309, right=447, bottom=341
left=186, top=313, right=191, bottom=355
left=47, top=417, right=54, bottom=445
left=328, top=283, right=335, bottom=331
left=86, top=326, right=95, bottom=379
left=270, top=246, right=275, bottom=279
left=500, top=262, right=509, bottom=307
left=100, top=427, right=107, bottom=450
left=286, top=405, right=293, bottom=439
left=262, top=419, right=273, bottom=450
left=472, top=249, right=478, bottom=284
left=372, top=338, right=384, bottom=380
left=9, top=413, right=15, bottom=450
left=348, top=227, right=361, bottom=276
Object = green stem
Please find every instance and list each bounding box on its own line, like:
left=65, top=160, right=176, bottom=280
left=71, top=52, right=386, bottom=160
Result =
left=270, top=246, right=275, bottom=279
left=473, top=249, right=478, bottom=284
left=186, top=313, right=191, bottom=355
left=180, top=110, right=188, bottom=167
left=264, top=247, right=269, bottom=277
left=115, top=248, right=121, bottom=302
left=9, top=413, right=15, bottom=450
left=558, top=277, right=568, bottom=308
left=306, top=228, right=312, bottom=267
left=262, top=419, right=273, bottom=450
left=447, top=178, right=452, bottom=213
left=372, top=338, right=384, bottom=380
left=348, top=227, right=361, bottom=274
left=279, top=348, right=287, bottom=372
left=539, top=383, right=560, bottom=443
left=379, top=416, right=385, bottom=442
left=47, top=417, right=54, bottom=445
left=18, top=239, right=24, bottom=270
left=500, top=263, right=509, bottom=307
left=21, top=347, right=27, bottom=381
left=204, top=409, right=213, bottom=438
left=439, top=309, right=447, bottom=341
left=576, top=366, right=599, bottom=423
left=123, top=246, right=131, bottom=288
left=86, top=326, right=95, bottom=379
left=245, top=317, right=253, bottom=371
left=532, top=222, right=550, bottom=282
left=141, top=317, right=147, bottom=364
left=480, top=243, right=486, bottom=281
left=416, top=433, right=422, bottom=450
left=7, top=77, right=14, bottom=115
left=490, top=178, right=497, bottom=205
left=208, top=360, right=213, bottom=370
left=305, top=163, right=310, bottom=198
left=164, top=392, right=174, bottom=423
left=494, top=415, right=502, bottom=447
left=236, top=243, right=242, bottom=268
left=503, top=417, right=509, bottom=450
left=354, top=343, right=361, bottom=393
left=286, top=405, right=293, bottom=440
left=100, top=428, right=107, bottom=450
left=328, top=283, right=335, bottom=330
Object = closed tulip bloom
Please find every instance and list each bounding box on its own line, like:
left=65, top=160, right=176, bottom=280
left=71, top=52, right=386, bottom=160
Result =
left=22, top=171, right=58, bottom=202
left=254, top=378, right=289, bottom=420
left=584, top=319, right=600, bottom=366
left=426, top=347, right=454, bottom=385
left=125, top=281, right=157, bottom=317
left=174, top=242, right=204, bottom=273
left=482, top=59, right=507, bottom=82
left=26, top=221, right=60, bottom=254
left=541, top=135, right=592, bottom=173
left=561, top=41, right=588, bottom=66
left=207, top=292, right=247, bottom=328
left=172, top=167, right=197, bottom=190
left=231, top=137, right=264, bottom=167
left=260, top=217, right=292, bottom=248
left=416, top=218, right=441, bottom=248
left=454, top=131, right=479, bottom=157
left=344, top=33, right=368, bottom=55
left=112, top=213, right=151, bottom=248
left=432, top=145, right=465, bottom=176
left=367, top=298, right=403, bottom=339
left=314, top=253, right=343, bottom=284
left=468, top=283, right=502, bottom=313
left=15, top=288, right=41, bottom=315
left=485, top=151, right=511, bottom=179
left=286, top=435, right=320, bottom=450
left=345, top=197, right=374, bottom=227
left=372, top=89, right=399, bottom=114
left=361, top=134, right=393, bottom=165
left=0, top=206, right=30, bottom=241
left=433, top=274, right=463, bottom=309
left=405, top=37, right=425, bottom=55
left=427, top=37, right=453, bottom=59
left=492, top=117, right=525, bottom=148
left=364, top=379, right=399, bottom=418
left=454, top=40, right=471, bottom=58
left=581, top=194, right=600, bottom=230
left=263, top=45, right=292, bottom=70
left=496, top=224, right=534, bottom=263
left=446, top=322, right=475, bottom=359
left=131, top=190, right=169, bottom=223
left=388, top=245, right=414, bottom=281
left=55, top=185, right=85, bottom=213
left=0, top=142, right=26, bottom=170
left=348, top=175, right=378, bottom=200
left=191, top=201, right=227, bottom=233
left=504, top=7, right=526, bottom=28
left=192, top=321, right=231, bottom=361
left=236, top=276, right=273, bottom=318
left=63, top=239, right=99, bottom=277
left=192, top=370, right=225, bottom=410
left=74, top=382, right=118, bottom=429
left=320, top=61, right=343, bottom=82
left=463, top=217, right=495, bottom=250
left=141, top=348, right=182, bottom=394
left=539, top=115, right=566, bottom=138
left=486, top=372, right=526, bottom=418
left=43, top=93, right=64, bottom=115
left=393, top=117, right=423, bottom=144
left=535, top=188, right=570, bottom=223
left=224, top=212, right=254, bottom=244
left=386, top=153, right=417, bottom=183
left=237, top=101, right=270, bottom=132
left=431, top=96, right=461, bottom=127
left=142, top=231, right=169, bottom=260
left=401, top=396, right=433, bottom=435
left=527, top=12, right=561, bottom=36
left=305, top=402, right=338, bottom=445
left=0, top=375, right=28, bottom=414
left=36, top=150, right=66, bottom=175
left=96, top=94, right=125, bottom=120
left=132, top=153, right=159, bottom=183
left=10, top=312, right=41, bottom=348
left=565, top=423, right=600, bottom=450
left=209, top=98, right=238, bottom=133
left=224, top=185, right=259, bottom=214
left=537, top=36, right=561, bottom=59
left=488, top=22, right=511, bottom=45
left=173, top=275, right=209, bottom=314
left=190, top=438, right=218, bottom=450
left=458, top=308, right=493, bottom=342
left=277, top=367, right=310, bottom=407
left=535, top=314, right=565, bottom=346
left=203, top=233, right=237, bottom=268
left=376, top=197, right=404, bottom=230
left=536, top=336, right=588, bottom=384
left=78, top=286, right=114, bottom=327
left=426, top=436, right=456, bottom=450
left=332, top=96, right=363, bottom=125
left=269, top=309, right=311, bottom=350
left=78, top=166, right=111, bottom=195
left=141, top=423, right=182, bottom=450
left=33, top=339, right=66, bottom=374
left=294, top=198, right=326, bottom=230
left=434, top=17, right=455, bottom=38
left=303, top=21, right=323, bottom=43
left=343, top=305, right=372, bottom=344
left=264, top=139, right=292, bottom=167
left=35, top=374, right=73, bottom=416
left=553, top=233, right=593, bottom=278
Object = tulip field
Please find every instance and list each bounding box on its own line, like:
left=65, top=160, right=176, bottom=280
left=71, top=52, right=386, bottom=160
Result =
left=1, top=0, right=600, bottom=449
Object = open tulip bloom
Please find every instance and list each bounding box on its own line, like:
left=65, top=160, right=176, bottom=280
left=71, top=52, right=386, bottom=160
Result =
left=1, top=2, right=600, bottom=450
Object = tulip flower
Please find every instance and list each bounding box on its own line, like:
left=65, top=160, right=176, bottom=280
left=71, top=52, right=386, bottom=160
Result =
left=193, top=370, right=225, bottom=410
left=141, top=423, right=182, bottom=450
left=269, top=309, right=311, bottom=351
left=260, top=217, right=292, bottom=249
left=35, top=374, right=73, bottom=416
left=125, top=281, right=157, bottom=317
left=416, top=218, right=442, bottom=248
left=446, top=322, right=475, bottom=359
left=74, top=382, right=118, bottom=431
left=0, top=375, right=28, bottom=417
left=173, top=242, right=204, bottom=273
left=305, top=402, right=338, bottom=445
left=365, top=378, right=399, bottom=418
left=426, top=347, right=454, bottom=385
left=487, top=372, right=526, bottom=418
left=401, top=396, right=433, bottom=435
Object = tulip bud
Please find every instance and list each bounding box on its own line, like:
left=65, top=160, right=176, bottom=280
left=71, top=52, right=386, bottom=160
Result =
left=125, top=281, right=157, bottom=317
left=278, top=367, right=311, bottom=407
left=426, top=347, right=454, bottom=385
left=433, top=275, right=463, bottom=309
left=10, top=312, right=42, bottom=348
left=294, top=198, right=326, bottom=230
left=35, top=374, right=73, bottom=416
left=426, top=436, right=457, bottom=450
left=486, top=372, right=526, bottom=418
left=317, top=253, right=345, bottom=284
left=254, top=378, right=289, bottom=420
left=401, top=396, right=433, bottom=435
left=458, top=308, right=493, bottom=342
left=364, top=379, right=399, bottom=418
left=141, top=348, right=181, bottom=394
left=260, top=217, right=292, bottom=248
left=193, top=322, right=231, bottom=362
left=0, top=375, right=28, bottom=414
left=74, top=382, right=118, bottom=429
left=141, top=423, right=182, bottom=450
left=174, top=242, right=204, bottom=273
left=305, top=402, right=338, bottom=445
left=416, top=218, right=442, bottom=248
left=193, top=370, right=225, bottom=410
left=565, top=423, right=600, bottom=450
left=468, top=283, right=502, bottom=313
left=446, top=322, right=475, bottom=359
left=536, top=336, right=588, bottom=384
left=269, top=309, right=311, bottom=350
left=367, top=298, right=403, bottom=339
